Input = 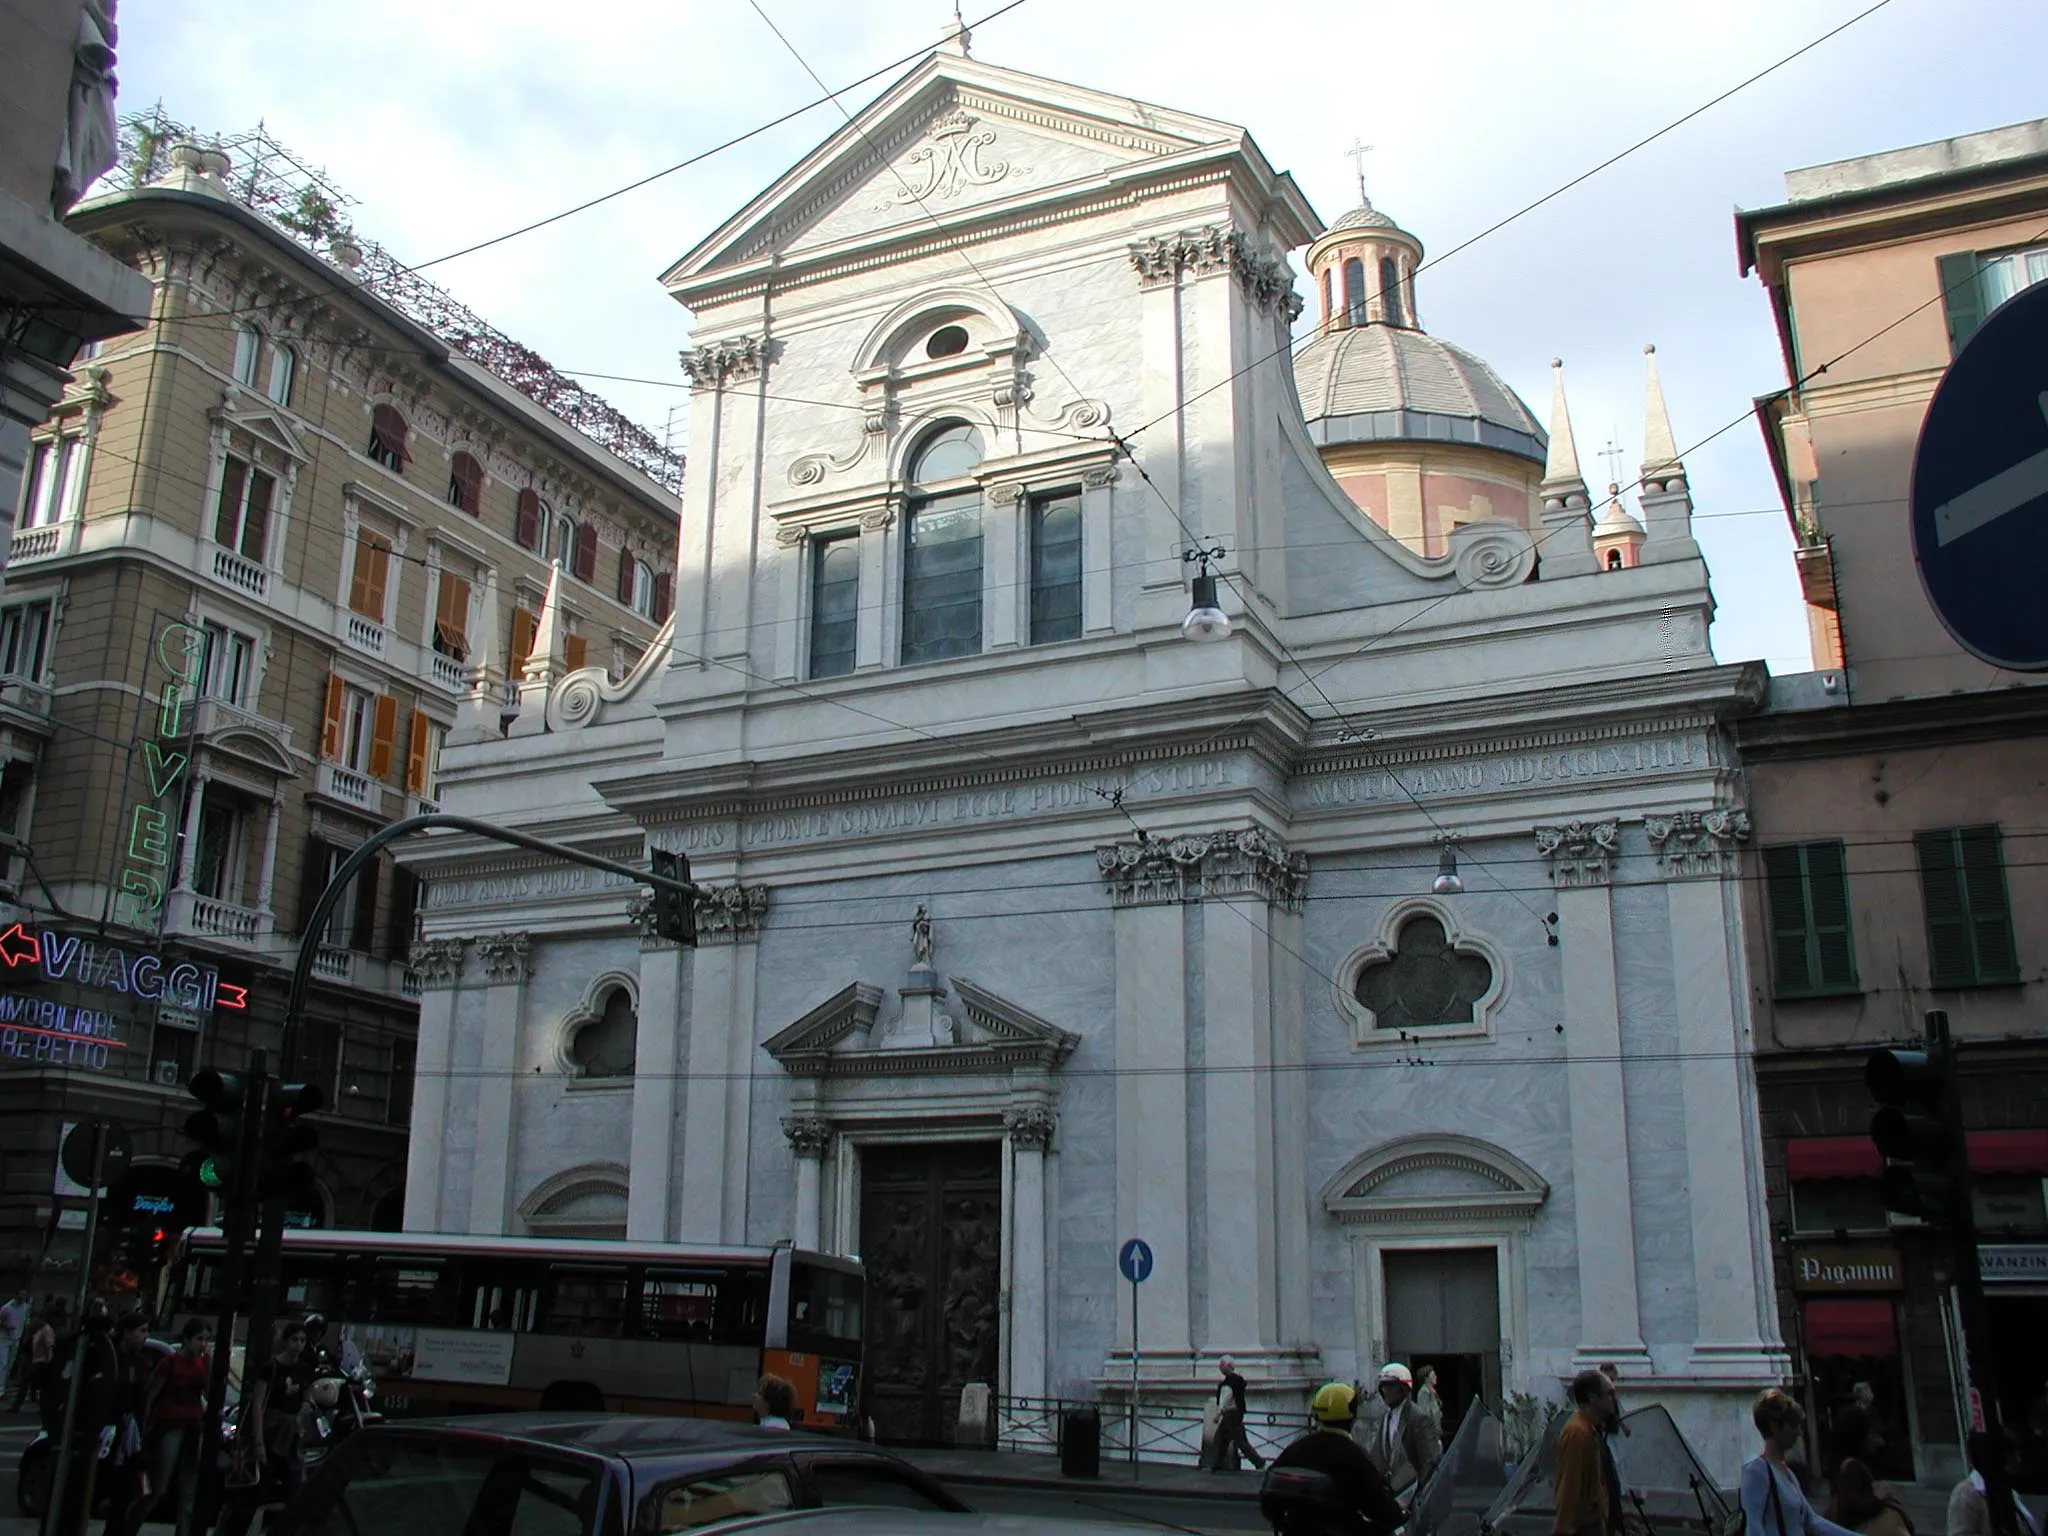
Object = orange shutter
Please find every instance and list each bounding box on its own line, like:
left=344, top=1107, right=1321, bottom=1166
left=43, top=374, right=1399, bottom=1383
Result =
left=320, top=674, right=345, bottom=760
left=509, top=608, right=537, bottom=673
left=404, top=708, right=430, bottom=795
left=349, top=532, right=391, bottom=618
left=564, top=634, right=588, bottom=672
left=434, top=570, right=471, bottom=655
left=368, top=694, right=398, bottom=780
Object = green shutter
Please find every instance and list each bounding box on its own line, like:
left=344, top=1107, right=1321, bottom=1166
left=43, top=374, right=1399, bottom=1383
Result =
left=1938, top=251, right=1989, bottom=356
left=1918, top=828, right=1977, bottom=986
left=1958, top=824, right=2019, bottom=981
left=1764, top=844, right=1815, bottom=996
left=1804, top=840, right=1859, bottom=990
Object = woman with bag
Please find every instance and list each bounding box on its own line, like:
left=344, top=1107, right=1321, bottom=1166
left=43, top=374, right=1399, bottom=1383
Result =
left=1743, top=1391, right=1859, bottom=1536
left=217, top=1321, right=313, bottom=1536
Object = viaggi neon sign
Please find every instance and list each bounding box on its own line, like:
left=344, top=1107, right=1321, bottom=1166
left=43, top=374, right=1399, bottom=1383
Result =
left=0, top=924, right=247, bottom=1010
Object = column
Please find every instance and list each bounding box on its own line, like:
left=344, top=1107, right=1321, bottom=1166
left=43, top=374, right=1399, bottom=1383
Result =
left=253, top=797, right=283, bottom=915
left=1203, top=893, right=1277, bottom=1348
left=784, top=1116, right=831, bottom=1250
left=401, top=939, right=467, bottom=1231
left=676, top=883, right=768, bottom=1242
left=1535, top=822, right=1650, bottom=1368
left=1130, top=240, right=1186, bottom=596
left=467, top=932, right=530, bottom=1235
left=627, top=915, right=688, bottom=1241
left=1004, top=1105, right=1056, bottom=1401
left=1112, top=899, right=1191, bottom=1361
left=1647, top=810, right=1783, bottom=1375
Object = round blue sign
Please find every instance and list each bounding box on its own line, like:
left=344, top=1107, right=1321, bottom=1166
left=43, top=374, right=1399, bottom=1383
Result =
left=1118, top=1238, right=1154, bottom=1284
left=1911, top=279, right=2048, bottom=668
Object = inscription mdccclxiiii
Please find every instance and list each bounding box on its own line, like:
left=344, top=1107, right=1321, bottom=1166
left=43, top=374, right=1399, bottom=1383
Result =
left=1303, top=735, right=1700, bottom=809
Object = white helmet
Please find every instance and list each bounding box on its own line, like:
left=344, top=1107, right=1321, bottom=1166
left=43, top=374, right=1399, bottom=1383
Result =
left=1378, top=1362, right=1413, bottom=1385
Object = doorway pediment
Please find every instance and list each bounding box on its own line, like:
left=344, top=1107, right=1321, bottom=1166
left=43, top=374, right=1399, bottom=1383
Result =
left=1322, top=1133, right=1548, bottom=1226
left=764, top=974, right=1077, bottom=1078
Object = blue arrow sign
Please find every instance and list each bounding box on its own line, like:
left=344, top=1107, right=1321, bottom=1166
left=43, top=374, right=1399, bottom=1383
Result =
left=1118, top=1238, right=1154, bottom=1284
left=1912, top=279, right=2048, bottom=668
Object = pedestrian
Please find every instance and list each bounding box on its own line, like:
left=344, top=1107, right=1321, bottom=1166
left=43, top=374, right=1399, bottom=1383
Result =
left=138, top=1317, right=210, bottom=1536
left=0, top=1287, right=28, bottom=1407
left=1742, top=1388, right=1858, bottom=1536
left=1414, top=1365, right=1443, bottom=1446
left=99, top=1309, right=152, bottom=1536
left=16, top=1296, right=62, bottom=1414
left=1824, top=1457, right=1914, bottom=1536
left=1828, top=1383, right=1882, bottom=1486
left=1354, top=1362, right=1440, bottom=1497
left=1262, top=1382, right=1406, bottom=1536
left=218, top=1320, right=314, bottom=1536
left=753, top=1373, right=795, bottom=1430
left=1208, top=1355, right=1267, bottom=1473
left=1553, top=1369, right=1618, bottom=1536
left=1946, top=1430, right=2044, bottom=1536
left=50, top=1300, right=121, bottom=1536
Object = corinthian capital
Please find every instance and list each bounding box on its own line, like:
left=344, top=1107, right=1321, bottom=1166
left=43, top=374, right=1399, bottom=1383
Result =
left=475, top=931, right=532, bottom=984
left=1644, top=808, right=1750, bottom=878
left=1096, top=826, right=1307, bottom=910
left=782, top=1116, right=832, bottom=1159
left=407, top=938, right=467, bottom=989
left=679, top=335, right=769, bottom=392
left=1534, top=821, right=1619, bottom=888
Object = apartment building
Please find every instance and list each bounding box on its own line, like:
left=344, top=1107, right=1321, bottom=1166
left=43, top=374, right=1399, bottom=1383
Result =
left=0, top=133, right=679, bottom=1297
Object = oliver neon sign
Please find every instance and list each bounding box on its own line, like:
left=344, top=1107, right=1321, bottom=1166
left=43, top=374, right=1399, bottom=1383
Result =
left=116, top=623, right=204, bottom=929
left=0, top=924, right=247, bottom=1010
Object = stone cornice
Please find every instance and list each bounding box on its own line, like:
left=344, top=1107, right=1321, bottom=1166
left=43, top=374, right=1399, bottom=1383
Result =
left=1731, top=684, right=2048, bottom=760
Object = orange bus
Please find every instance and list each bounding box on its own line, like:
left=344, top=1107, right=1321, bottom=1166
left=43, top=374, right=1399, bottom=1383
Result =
left=169, top=1228, right=864, bottom=1429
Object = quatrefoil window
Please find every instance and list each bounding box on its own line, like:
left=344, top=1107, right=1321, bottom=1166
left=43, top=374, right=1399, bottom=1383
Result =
left=1354, top=914, right=1493, bottom=1032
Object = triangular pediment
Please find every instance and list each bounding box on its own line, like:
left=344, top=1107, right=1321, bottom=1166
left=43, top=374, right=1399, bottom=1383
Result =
left=663, top=53, right=1277, bottom=294
left=211, top=390, right=309, bottom=463
left=763, top=972, right=1077, bottom=1077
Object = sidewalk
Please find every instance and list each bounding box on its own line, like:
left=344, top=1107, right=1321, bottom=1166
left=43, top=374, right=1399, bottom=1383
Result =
left=895, top=1443, right=1267, bottom=1502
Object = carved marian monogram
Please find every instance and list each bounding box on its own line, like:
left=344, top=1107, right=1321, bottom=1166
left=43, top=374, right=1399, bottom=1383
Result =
left=874, top=110, right=1025, bottom=208
left=1645, top=808, right=1751, bottom=877
left=1127, top=224, right=1304, bottom=320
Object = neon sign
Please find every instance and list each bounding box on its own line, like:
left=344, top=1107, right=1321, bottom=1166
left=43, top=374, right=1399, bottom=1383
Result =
left=0, top=993, right=125, bottom=1070
left=0, top=924, right=247, bottom=1010
left=116, top=623, right=203, bottom=929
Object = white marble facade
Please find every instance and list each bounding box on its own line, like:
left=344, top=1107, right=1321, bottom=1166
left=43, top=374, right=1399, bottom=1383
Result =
left=402, top=46, right=1787, bottom=1475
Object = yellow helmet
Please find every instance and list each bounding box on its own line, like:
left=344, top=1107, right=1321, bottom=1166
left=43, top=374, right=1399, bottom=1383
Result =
left=1311, top=1381, right=1359, bottom=1425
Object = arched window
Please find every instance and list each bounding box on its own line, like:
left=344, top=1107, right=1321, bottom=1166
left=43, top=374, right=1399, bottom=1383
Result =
left=1379, top=256, right=1404, bottom=327
left=232, top=323, right=260, bottom=386
left=367, top=404, right=409, bottom=472
left=553, top=514, right=576, bottom=567
left=1321, top=268, right=1335, bottom=326
left=569, top=987, right=637, bottom=1079
left=902, top=424, right=985, bottom=664
left=447, top=451, right=483, bottom=515
left=632, top=561, right=655, bottom=618
left=515, top=487, right=543, bottom=550
left=1342, top=259, right=1366, bottom=328
left=1606, top=547, right=1625, bottom=571
left=266, top=343, right=295, bottom=406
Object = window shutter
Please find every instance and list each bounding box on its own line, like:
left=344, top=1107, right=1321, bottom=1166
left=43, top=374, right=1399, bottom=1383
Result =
left=1958, top=825, right=2019, bottom=980
left=368, top=694, right=398, bottom=781
left=434, top=571, right=471, bottom=656
left=1763, top=845, right=1815, bottom=996
left=450, top=452, right=483, bottom=515
left=370, top=404, right=410, bottom=466
left=1804, top=840, right=1858, bottom=990
left=617, top=549, right=636, bottom=603
left=509, top=608, right=537, bottom=674
left=296, top=836, right=331, bottom=936
left=214, top=457, right=249, bottom=545
left=652, top=572, right=673, bottom=623
left=320, top=674, right=345, bottom=760
left=573, top=523, right=598, bottom=582
left=515, top=488, right=540, bottom=550
left=1916, top=828, right=1974, bottom=986
left=352, top=855, right=381, bottom=955
left=244, top=470, right=275, bottom=560
left=564, top=634, right=588, bottom=673
left=404, top=708, right=431, bottom=795
left=349, top=533, right=391, bottom=619
left=1938, top=252, right=1989, bottom=356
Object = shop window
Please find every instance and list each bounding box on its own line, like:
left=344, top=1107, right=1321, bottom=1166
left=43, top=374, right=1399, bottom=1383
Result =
left=1915, top=824, right=2019, bottom=987
left=1790, top=1178, right=1889, bottom=1234
left=1973, top=1173, right=2047, bottom=1235
left=1028, top=491, right=1082, bottom=644
left=808, top=535, right=858, bottom=679
left=1764, top=840, right=1859, bottom=997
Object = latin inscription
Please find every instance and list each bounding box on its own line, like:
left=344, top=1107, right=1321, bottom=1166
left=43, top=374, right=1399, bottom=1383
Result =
left=1301, top=735, right=1700, bottom=810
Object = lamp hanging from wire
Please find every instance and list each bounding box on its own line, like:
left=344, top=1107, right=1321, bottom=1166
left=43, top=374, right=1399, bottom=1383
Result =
left=1181, top=544, right=1231, bottom=643
left=1432, top=838, right=1464, bottom=896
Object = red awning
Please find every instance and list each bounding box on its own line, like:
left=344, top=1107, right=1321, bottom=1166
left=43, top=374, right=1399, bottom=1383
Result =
left=1786, top=1137, right=1882, bottom=1181
left=1803, top=1299, right=1897, bottom=1358
left=1968, top=1130, right=2048, bottom=1174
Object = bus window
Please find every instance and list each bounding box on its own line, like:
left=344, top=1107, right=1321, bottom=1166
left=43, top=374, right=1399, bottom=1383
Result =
left=539, top=1266, right=629, bottom=1337
left=279, top=1253, right=349, bottom=1319
left=640, top=1271, right=721, bottom=1341
left=369, top=1261, right=457, bottom=1324
left=465, top=1260, right=546, bottom=1332
left=787, top=1262, right=863, bottom=1354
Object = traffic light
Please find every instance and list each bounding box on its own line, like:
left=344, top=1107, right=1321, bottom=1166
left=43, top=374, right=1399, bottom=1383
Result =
left=1867, top=1047, right=1963, bottom=1224
left=182, top=1069, right=247, bottom=1199
left=648, top=848, right=696, bottom=946
left=257, top=1081, right=324, bottom=1202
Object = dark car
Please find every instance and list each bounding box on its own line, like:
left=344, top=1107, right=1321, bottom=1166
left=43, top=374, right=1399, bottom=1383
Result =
left=273, top=1413, right=972, bottom=1535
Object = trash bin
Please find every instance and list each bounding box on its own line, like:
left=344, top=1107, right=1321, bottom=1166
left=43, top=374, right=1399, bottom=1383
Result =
left=1059, top=1406, right=1101, bottom=1479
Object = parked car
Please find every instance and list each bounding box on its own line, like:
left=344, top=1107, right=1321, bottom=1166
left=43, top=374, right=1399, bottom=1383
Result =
left=713, top=1513, right=1146, bottom=1536
left=272, top=1414, right=972, bottom=1535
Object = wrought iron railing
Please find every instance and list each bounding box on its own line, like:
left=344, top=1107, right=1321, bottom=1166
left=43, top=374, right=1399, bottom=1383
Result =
left=994, top=1393, right=1303, bottom=1467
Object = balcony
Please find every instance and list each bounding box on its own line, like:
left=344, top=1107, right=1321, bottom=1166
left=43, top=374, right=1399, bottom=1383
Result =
left=311, top=945, right=353, bottom=984
left=343, top=612, right=386, bottom=659
left=318, top=762, right=375, bottom=809
left=164, top=889, right=267, bottom=947
left=211, top=545, right=270, bottom=599
left=430, top=652, right=468, bottom=693
left=10, top=525, right=62, bottom=564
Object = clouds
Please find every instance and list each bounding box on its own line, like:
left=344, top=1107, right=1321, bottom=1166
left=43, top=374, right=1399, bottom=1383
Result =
left=113, top=0, right=2048, bottom=671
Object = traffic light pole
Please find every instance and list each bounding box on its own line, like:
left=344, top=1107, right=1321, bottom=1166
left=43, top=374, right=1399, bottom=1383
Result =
left=1925, top=1011, right=2019, bottom=1536
left=230, top=812, right=702, bottom=1469
left=192, top=1056, right=265, bottom=1534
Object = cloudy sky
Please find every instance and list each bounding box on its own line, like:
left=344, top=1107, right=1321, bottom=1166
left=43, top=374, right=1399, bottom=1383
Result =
left=112, top=0, right=2048, bottom=671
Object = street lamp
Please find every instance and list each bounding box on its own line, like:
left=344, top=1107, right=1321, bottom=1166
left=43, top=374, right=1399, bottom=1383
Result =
left=1432, top=840, right=1464, bottom=895
left=1182, top=545, right=1231, bottom=642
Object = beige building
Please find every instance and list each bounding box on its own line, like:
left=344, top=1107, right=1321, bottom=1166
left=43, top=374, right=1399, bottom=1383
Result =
left=1733, top=119, right=2048, bottom=1488
left=0, top=130, right=679, bottom=1296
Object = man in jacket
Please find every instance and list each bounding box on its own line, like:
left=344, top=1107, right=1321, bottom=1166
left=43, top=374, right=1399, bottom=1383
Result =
left=1554, top=1369, right=1620, bottom=1536
left=1354, top=1363, right=1441, bottom=1497
left=1209, top=1355, right=1268, bottom=1472
left=1265, top=1382, right=1406, bottom=1536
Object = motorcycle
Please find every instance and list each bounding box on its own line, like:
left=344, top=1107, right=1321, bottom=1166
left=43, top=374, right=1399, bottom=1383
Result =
left=297, top=1356, right=379, bottom=1469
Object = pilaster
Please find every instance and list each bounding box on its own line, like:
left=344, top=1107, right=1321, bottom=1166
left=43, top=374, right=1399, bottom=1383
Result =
left=467, top=932, right=529, bottom=1234
left=676, top=882, right=768, bottom=1243
left=402, top=937, right=466, bottom=1232
left=1005, top=1105, right=1055, bottom=1400
left=783, top=1115, right=831, bottom=1250
left=1112, top=900, right=1190, bottom=1357
left=626, top=909, right=690, bottom=1241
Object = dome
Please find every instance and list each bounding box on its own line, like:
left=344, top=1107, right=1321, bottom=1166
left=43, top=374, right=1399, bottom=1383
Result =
left=1293, top=325, right=1547, bottom=464
left=1593, top=488, right=1644, bottom=537
left=1331, top=202, right=1398, bottom=233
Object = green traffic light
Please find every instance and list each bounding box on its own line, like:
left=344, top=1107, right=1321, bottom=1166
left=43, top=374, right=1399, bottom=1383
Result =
left=197, top=1154, right=228, bottom=1190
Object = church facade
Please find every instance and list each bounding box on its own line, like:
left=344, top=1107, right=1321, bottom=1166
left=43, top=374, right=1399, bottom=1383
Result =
left=404, top=39, right=1786, bottom=1469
